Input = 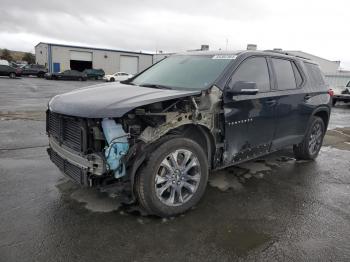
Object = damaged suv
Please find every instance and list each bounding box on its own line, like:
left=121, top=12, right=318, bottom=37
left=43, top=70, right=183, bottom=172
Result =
left=47, top=50, right=331, bottom=217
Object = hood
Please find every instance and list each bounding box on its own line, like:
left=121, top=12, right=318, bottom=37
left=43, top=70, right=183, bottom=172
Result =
left=49, top=83, right=201, bottom=118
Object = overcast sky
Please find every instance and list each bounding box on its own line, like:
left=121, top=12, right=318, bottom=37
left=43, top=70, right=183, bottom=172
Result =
left=1, top=0, right=349, bottom=68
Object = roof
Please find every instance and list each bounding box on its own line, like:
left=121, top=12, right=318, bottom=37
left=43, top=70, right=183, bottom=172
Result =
left=174, top=50, right=318, bottom=64
left=177, top=50, right=244, bottom=56
left=285, top=50, right=339, bottom=64
left=35, top=42, right=153, bottom=56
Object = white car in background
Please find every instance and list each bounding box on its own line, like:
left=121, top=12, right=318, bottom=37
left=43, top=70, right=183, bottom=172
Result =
left=0, top=59, right=9, bottom=66
left=332, top=81, right=350, bottom=106
left=103, top=72, right=133, bottom=82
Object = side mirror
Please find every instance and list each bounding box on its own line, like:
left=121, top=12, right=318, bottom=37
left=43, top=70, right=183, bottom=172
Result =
left=227, top=81, right=259, bottom=95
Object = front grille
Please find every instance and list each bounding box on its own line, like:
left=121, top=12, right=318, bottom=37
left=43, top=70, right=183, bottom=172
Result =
left=47, top=111, right=84, bottom=152
left=49, top=149, right=85, bottom=184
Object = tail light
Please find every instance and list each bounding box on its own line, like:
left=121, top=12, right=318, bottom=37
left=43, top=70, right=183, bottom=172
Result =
left=328, top=88, right=334, bottom=97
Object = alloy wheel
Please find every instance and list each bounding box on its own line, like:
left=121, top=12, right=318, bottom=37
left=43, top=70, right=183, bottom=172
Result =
left=154, top=149, right=201, bottom=206
left=308, top=122, right=323, bottom=155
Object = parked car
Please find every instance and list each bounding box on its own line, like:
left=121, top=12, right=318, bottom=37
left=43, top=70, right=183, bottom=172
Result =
left=83, top=69, right=105, bottom=80
left=103, top=72, right=133, bottom=82
left=21, top=64, right=48, bottom=78
left=0, top=65, right=21, bottom=78
left=332, top=81, right=350, bottom=106
left=45, top=70, right=87, bottom=81
left=46, top=50, right=332, bottom=217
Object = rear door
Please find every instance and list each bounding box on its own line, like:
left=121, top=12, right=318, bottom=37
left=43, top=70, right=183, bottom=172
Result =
left=223, top=56, right=276, bottom=164
left=0, top=65, right=7, bottom=76
left=269, top=58, right=309, bottom=150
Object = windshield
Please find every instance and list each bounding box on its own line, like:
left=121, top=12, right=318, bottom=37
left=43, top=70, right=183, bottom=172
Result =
left=131, top=55, right=234, bottom=90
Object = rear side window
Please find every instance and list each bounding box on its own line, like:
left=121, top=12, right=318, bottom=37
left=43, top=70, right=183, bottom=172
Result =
left=272, top=58, right=297, bottom=90
left=305, top=63, right=325, bottom=86
left=292, top=63, right=303, bottom=87
left=230, top=57, right=271, bottom=92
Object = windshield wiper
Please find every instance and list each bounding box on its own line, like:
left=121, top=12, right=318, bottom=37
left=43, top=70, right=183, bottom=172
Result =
left=139, top=83, right=172, bottom=90
left=120, top=80, right=135, bottom=85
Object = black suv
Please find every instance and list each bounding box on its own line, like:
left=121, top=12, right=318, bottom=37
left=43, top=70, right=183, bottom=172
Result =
left=46, top=50, right=331, bottom=217
left=21, top=64, right=48, bottom=78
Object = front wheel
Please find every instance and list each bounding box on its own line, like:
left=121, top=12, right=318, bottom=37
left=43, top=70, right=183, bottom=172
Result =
left=9, top=72, right=16, bottom=79
left=110, top=77, right=115, bottom=82
left=135, top=137, right=208, bottom=217
left=332, top=99, right=337, bottom=106
left=293, top=116, right=325, bottom=160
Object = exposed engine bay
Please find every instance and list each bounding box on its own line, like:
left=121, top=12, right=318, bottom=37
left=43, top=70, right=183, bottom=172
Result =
left=47, top=86, right=223, bottom=202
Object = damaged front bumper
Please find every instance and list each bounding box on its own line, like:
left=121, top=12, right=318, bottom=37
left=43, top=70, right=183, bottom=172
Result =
left=47, top=137, right=105, bottom=186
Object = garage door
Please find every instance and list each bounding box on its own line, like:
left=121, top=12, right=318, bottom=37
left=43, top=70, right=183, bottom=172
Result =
left=70, top=51, right=92, bottom=61
left=70, top=51, right=93, bottom=71
left=120, top=56, right=139, bottom=75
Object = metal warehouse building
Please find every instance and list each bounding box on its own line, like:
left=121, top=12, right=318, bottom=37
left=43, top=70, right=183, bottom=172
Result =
left=35, top=42, right=154, bottom=74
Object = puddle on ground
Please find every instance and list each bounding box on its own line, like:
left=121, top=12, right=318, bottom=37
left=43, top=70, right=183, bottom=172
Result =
left=212, top=226, right=272, bottom=256
left=70, top=188, right=121, bottom=212
left=56, top=179, right=121, bottom=212
left=324, top=128, right=350, bottom=151
left=237, top=161, right=272, bottom=174
left=209, top=160, right=275, bottom=192
left=209, top=170, right=244, bottom=191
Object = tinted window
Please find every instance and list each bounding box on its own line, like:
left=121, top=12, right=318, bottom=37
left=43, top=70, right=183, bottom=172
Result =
left=230, top=57, right=270, bottom=92
left=304, top=63, right=325, bottom=86
left=272, top=58, right=297, bottom=90
left=292, top=62, right=303, bottom=87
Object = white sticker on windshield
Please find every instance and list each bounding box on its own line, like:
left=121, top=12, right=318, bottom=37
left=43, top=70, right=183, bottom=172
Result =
left=212, top=55, right=237, bottom=60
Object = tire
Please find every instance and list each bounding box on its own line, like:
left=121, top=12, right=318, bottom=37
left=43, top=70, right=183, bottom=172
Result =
left=110, top=77, right=115, bottom=82
left=37, top=72, right=44, bottom=78
left=332, top=99, right=337, bottom=106
left=135, top=137, right=208, bottom=217
left=78, top=77, right=83, bottom=81
left=9, top=72, right=16, bottom=79
left=293, top=116, right=325, bottom=160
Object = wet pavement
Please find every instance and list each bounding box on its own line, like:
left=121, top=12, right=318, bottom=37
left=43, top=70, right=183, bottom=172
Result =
left=0, top=77, right=350, bottom=261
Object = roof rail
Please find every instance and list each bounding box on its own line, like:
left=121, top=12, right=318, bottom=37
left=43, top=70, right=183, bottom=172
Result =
left=263, top=50, right=311, bottom=60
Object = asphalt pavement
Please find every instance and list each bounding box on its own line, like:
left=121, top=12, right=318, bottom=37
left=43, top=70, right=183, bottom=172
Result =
left=0, top=77, right=349, bottom=262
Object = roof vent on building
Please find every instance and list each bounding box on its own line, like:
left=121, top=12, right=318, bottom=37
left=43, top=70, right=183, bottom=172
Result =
left=247, top=44, right=257, bottom=50
left=201, top=45, right=209, bottom=51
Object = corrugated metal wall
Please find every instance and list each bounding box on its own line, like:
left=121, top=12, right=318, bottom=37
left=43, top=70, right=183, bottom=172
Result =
left=325, top=73, right=350, bottom=88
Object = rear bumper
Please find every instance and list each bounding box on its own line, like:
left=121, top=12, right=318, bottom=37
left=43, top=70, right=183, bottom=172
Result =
left=334, top=94, right=350, bottom=101
left=47, top=137, right=105, bottom=186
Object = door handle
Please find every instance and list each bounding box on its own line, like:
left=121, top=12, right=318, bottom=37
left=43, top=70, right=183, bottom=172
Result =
left=304, top=94, right=312, bottom=101
left=266, top=99, right=277, bottom=106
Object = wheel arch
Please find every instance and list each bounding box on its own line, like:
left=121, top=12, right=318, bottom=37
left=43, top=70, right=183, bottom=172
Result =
left=128, top=123, right=216, bottom=202
left=172, top=124, right=216, bottom=169
left=312, top=106, right=330, bottom=129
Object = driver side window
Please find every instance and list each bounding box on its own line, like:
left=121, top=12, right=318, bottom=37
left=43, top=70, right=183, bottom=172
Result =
left=230, top=57, right=271, bottom=92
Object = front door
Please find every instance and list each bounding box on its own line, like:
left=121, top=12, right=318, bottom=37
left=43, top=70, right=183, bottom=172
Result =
left=223, top=56, right=276, bottom=165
